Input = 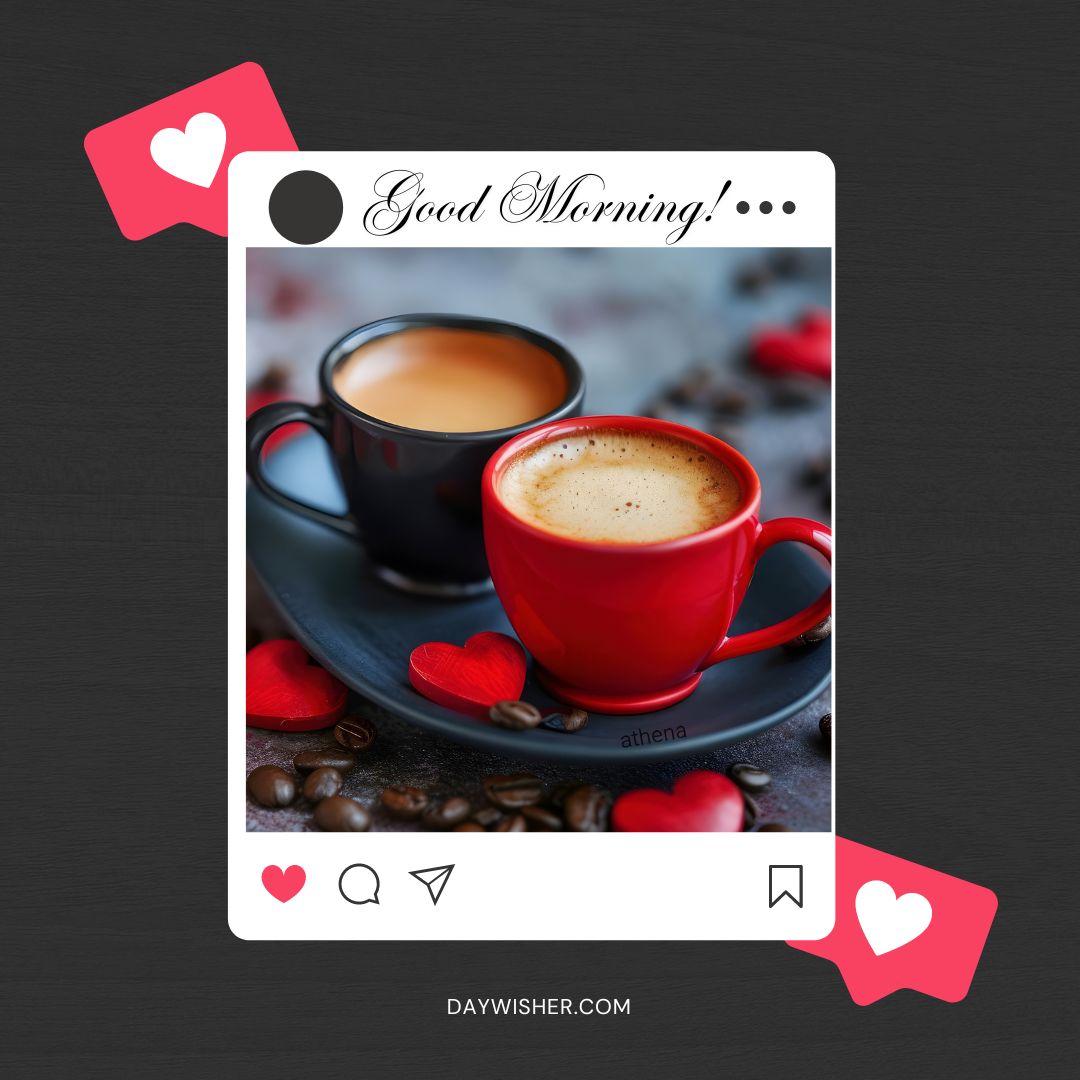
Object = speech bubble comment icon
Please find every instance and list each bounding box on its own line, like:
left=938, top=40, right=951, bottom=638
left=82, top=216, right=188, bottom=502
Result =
left=338, top=864, right=381, bottom=906
left=787, top=838, right=997, bottom=1005
left=84, top=62, right=297, bottom=239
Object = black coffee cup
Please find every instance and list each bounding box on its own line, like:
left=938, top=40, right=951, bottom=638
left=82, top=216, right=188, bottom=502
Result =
left=246, top=314, right=585, bottom=597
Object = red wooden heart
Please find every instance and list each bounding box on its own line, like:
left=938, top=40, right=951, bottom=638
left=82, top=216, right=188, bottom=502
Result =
left=409, top=631, right=527, bottom=719
left=246, top=639, right=348, bottom=731
left=751, top=309, right=832, bottom=380
left=612, top=770, right=745, bottom=832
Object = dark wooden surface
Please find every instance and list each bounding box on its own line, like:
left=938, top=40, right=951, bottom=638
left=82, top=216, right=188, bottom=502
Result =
left=3, top=0, right=1077, bottom=1076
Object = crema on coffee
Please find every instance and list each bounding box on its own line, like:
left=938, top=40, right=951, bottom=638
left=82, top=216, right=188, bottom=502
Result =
left=499, top=428, right=743, bottom=544
left=331, top=327, right=568, bottom=433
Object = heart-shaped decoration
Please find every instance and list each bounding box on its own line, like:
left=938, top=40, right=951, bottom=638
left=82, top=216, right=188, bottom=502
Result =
left=612, top=770, right=745, bottom=832
left=247, top=639, right=348, bottom=731
left=751, top=309, right=832, bottom=380
left=261, top=864, right=306, bottom=903
left=855, top=879, right=933, bottom=956
left=149, top=111, right=227, bottom=188
left=409, top=631, right=526, bottom=719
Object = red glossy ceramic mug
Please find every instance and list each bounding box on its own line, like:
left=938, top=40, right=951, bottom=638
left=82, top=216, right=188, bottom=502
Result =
left=481, top=415, right=832, bottom=714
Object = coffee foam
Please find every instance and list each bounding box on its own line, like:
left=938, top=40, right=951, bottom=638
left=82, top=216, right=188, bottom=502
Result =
left=499, top=428, right=743, bottom=544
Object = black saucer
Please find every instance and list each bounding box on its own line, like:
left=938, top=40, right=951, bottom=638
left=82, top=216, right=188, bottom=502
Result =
left=247, top=434, right=831, bottom=764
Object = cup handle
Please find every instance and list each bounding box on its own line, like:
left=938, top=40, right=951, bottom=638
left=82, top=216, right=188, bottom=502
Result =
left=246, top=401, right=359, bottom=537
left=702, top=517, right=832, bottom=665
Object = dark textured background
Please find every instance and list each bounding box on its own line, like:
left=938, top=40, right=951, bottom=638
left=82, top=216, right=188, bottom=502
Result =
left=3, top=0, right=1076, bottom=1075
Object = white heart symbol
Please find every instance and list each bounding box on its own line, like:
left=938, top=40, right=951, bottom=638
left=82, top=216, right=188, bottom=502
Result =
left=855, top=879, right=933, bottom=956
left=149, top=112, right=226, bottom=188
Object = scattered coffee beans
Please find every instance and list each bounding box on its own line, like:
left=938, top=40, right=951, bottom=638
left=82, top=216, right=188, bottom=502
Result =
left=522, top=806, right=563, bottom=831
left=454, top=822, right=485, bottom=832
left=785, top=615, right=832, bottom=649
left=313, top=795, right=371, bottom=832
left=381, top=785, right=429, bottom=820
left=729, top=763, right=772, bottom=793
left=564, top=785, right=611, bottom=832
left=247, top=765, right=296, bottom=808
left=489, top=700, right=543, bottom=731
left=820, top=713, right=832, bottom=740
left=422, top=797, right=472, bottom=830
left=293, top=748, right=356, bottom=774
left=302, top=767, right=344, bottom=803
left=494, top=813, right=527, bottom=832
left=484, top=774, right=544, bottom=809
left=334, top=715, right=377, bottom=751
left=758, top=822, right=791, bottom=832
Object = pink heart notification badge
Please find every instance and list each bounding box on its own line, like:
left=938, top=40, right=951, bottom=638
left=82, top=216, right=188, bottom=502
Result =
left=788, top=838, right=998, bottom=1005
left=84, top=62, right=296, bottom=239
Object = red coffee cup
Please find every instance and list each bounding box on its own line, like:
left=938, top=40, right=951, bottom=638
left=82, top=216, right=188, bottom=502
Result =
left=481, top=415, right=832, bottom=714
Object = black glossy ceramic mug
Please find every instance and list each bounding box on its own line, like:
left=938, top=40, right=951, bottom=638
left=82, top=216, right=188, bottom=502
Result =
left=246, top=314, right=585, bottom=597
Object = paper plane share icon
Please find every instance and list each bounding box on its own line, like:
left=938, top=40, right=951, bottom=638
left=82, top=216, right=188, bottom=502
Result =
left=409, top=864, right=455, bottom=907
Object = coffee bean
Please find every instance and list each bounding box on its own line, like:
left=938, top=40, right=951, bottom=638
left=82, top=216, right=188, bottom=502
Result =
left=710, top=387, right=751, bottom=417
left=800, top=453, right=831, bottom=488
left=564, top=785, right=611, bottom=832
left=254, top=361, right=292, bottom=393
left=522, top=806, right=563, bottom=831
left=729, top=763, right=772, bottom=793
left=769, top=376, right=821, bottom=409
left=472, top=806, right=503, bottom=828
left=246, top=765, right=296, bottom=808
left=484, top=774, right=544, bottom=809
left=334, top=715, right=377, bottom=751
left=313, top=795, right=371, bottom=832
left=768, top=250, right=802, bottom=278
left=541, top=709, right=589, bottom=734
left=758, top=822, right=791, bottom=832
left=293, top=748, right=356, bottom=774
left=547, top=782, right=581, bottom=809
left=667, top=367, right=713, bottom=406
left=422, top=797, right=472, bottom=830
left=784, top=615, right=832, bottom=649
left=735, top=264, right=773, bottom=294
left=489, top=700, right=543, bottom=731
left=820, top=713, right=832, bottom=740
left=743, top=793, right=760, bottom=830
left=454, top=822, right=485, bottom=832
left=381, top=785, right=429, bottom=820
left=302, top=767, right=344, bottom=803
left=494, top=813, right=527, bottom=832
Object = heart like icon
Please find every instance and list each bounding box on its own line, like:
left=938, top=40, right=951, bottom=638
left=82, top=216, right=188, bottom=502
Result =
left=261, top=864, right=305, bottom=903
left=855, top=879, right=933, bottom=956
left=409, top=631, right=526, bottom=718
left=149, top=112, right=226, bottom=188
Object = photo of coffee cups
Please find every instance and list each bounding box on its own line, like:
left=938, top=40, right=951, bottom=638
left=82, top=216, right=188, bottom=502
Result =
left=482, top=415, right=831, bottom=713
left=246, top=314, right=585, bottom=596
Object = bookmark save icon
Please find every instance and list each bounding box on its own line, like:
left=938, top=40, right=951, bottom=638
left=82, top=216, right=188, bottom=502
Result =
left=410, top=864, right=455, bottom=907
